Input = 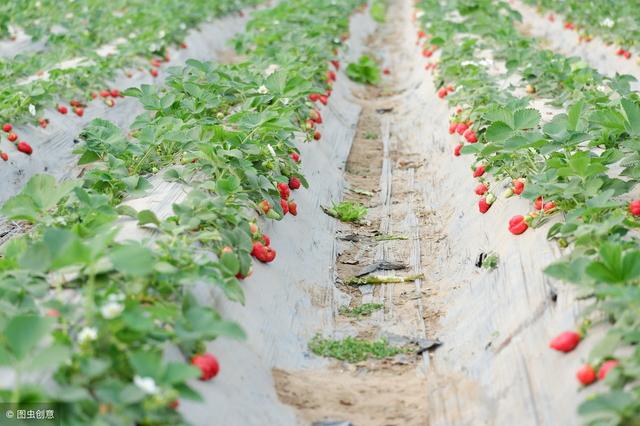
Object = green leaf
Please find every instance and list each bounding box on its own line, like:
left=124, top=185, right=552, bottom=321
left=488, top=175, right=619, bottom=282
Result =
left=215, top=175, right=240, bottom=195
left=162, top=362, right=201, bottom=385
left=621, top=98, right=640, bottom=136
left=1, top=174, right=80, bottom=221
left=513, top=108, right=540, bottom=130
left=567, top=101, right=584, bottom=131
left=621, top=251, right=640, bottom=281
left=485, top=121, right=514, bottom=142
left=129, top=351, right=163, bottom=378
left=31, top=344, right=70, bottom=370
left=137, top=210, right=160, bottom=226
left=219, top=252, right=240, bottom=275
left=4, top=315, right=53, bottom=360
left=110, top=243, right=155, bottom=276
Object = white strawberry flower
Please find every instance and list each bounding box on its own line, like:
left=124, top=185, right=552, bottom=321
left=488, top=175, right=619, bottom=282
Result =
left=134, top=376, right=159, bottom=395
left=108, top=293, right=125, bottom=302
left=258, top=85, right=269, bottom=94
left=264, top=64, right=279, bottom=76
left=100, top=301, right=124, bottom=319
left=28, top=104, right=36, bottom=116
left=600, top=18, right=614, bottom=28
left=78, top=327, right=97, bottom=344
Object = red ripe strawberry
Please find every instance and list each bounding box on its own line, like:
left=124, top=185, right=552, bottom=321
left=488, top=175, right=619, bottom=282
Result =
left=576, top=364, right=596, bottom=386
left=2, top=123, right=12, bottom=133
left=508, top=215, right=529, bottom=235
left=74, top=107, right=84, bottom=117
left=258, top=200, right=271, bottom=214
left=236, top=271, right=252, bottom=280
left=91, top=92, right=98, bottom=99
left=617, top=48, right=626, bottom=56
left=534, top=196, right=543, bottom=210
left=168, top=400, right=179, bottom=410
left=289, top=176, right=301, bottom=190
left=598, top=360, right=619, bottom=380
left=288, top=201, right=298, bottom=216
left=449, top=122, right=457, bottom=134
left=277, top=182, right=290, bottom=200
left=100, top=90, right=110, bottom=98
left=543, top=201, right=556, bottom=213
left=313, top=130, right=322, bottom=141
left=70, top=100, right=80, bottom=107
left=437, top=88, right=448, bottom=99
left=39, top=118, right=49, bottom=128
left=564, top=22, right=574, bottom=30
left=45, top=308, right=60, bottom=317
left=454, top=143, right=463, bottom=156
left=191, top=353, right=220, bottom=381
left=110, top=89, right=121, bottom=97
left=319, top=95, right=328, bottom=106
left=456, top=123, right=468, bottom=135
left=180, top=42, right=188, bottom=49
left=150, top=58, right=163, bottom=68
left=8, top=133, right=17, bottom=142
left=251, top=241, right=266, bottom=257
left=623, top=51, right=632, bottom=60
left=1, top=152, right=8, bottom=161
left=549, top=331, right=581, bottom=352
left=309, top=93, right=321, bottom=102
left=327, top=70, right=337, bottom=82
left=629, top=200, right=640, bottom=215
left=513, top=180, right=525, bottom=195
left=464, top=129, right=477, bottom=143
left=383, top=68, right=390, bottom=75
left=478, top=198, right=490, bottom=213
left=150, top=68, right=159, bottom=77
left=330, top=60, right=340, bottom=70
left=261, top=234, right=271, bottom=246
left=17, top=141, right=32, bottom=155
left=310, top=109, right=322, bottom=124
left=57, top=105, right=68, bottom=114
left=475, top=183, right=488, bottom=196
left=473, top=165, right=485, bottom=178
left=280, top=198, right=289, bottom=215
left=417, top=30, right=426, bottom=39
left=422, top=49, right=433, bottom=57
left=252, top=241, right=276, bottom=262
left=290, top=152, right=300, bottom=163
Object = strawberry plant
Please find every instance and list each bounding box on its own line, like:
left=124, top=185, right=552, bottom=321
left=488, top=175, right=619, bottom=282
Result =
left=0, top=0, right=366, bottom=423
left=346, top=55, right=382, bottom=85
left=417, top=0, right=640, bottom=421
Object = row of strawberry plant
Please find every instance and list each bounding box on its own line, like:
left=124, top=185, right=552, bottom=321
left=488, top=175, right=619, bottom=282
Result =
left=521, top=0, right=640, bottom=59
left=417, top=0, right=640, bottom=423
left=0, top=0, right=363, bottom=424
left=0, top=0, right=261, bottom=126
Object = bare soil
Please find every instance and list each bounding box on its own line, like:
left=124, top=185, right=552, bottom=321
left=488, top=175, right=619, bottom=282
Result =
left=272, top=1, right=443, bottom=424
